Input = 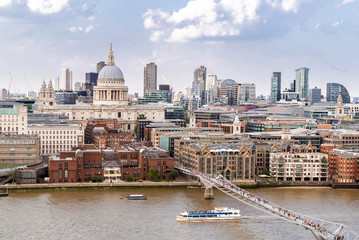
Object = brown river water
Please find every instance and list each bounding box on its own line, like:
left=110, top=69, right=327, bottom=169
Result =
left=1, top=187, right=358, bottom=240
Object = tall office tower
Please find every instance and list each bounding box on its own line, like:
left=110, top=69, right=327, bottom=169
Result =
left=295, top=67, right=309, bottom=99
left=217, top=79, right=238, bottom=105
left=97, top=61, right=106, bottom=73
left=206, top=74, right=217, bottom=90
left=238, top=83, right=256, bottom=103
left=144, top=62, right=157, bottom=94
left=205, top=74, right=217, bottom=104
left=74, top=82, right=82, bottom=92
left=193, top=66, right=206, bottom=105
left=85, top=72, right=99, bottom=96
left=61, top=68, right=72, bottom=91
left=290, top=79, right=296, bottom=92
left=54, top=77, right=60, bottom=91
left=326, top=83, right=351, bottom=103
left=270, top=72, right=281, bottom=103
left=0, top=88, right=8, bottom=101
left=308, top=87, right=321, bottom=105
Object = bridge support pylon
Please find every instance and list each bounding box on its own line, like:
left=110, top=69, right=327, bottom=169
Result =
left=204, top=186, right=214, bottom=199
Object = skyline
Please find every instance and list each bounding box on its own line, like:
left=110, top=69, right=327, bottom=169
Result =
left=1, top=0, right=359, bottom=97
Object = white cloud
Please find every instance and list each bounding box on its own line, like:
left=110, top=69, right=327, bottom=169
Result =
left=88, top=15, right=96, bottom=21
left=82, top=3, right=88, bottom=11
left=68, top=25, right=94, bottom=33
left=0, top=0, right=12, bottom=7
left=220, top=0, right=261, bottom=24
left=341, top=0, right=359, bottom=5
left=315, top=23, right=320, bottom=29
left=150, top=30, right=164, bottom=42
left=143, top=0, right=263, bottom=42
left=332, top=20, right=344, bottom=27
left=266, top=0, right=311, bottom=13
left=85, top=25, right=93, bottom=33
left=143, top=9, right=169, bottom=29
left=27, top=0, right=69, bottom=14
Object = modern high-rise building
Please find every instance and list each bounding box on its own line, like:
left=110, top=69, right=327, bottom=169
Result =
left=74, top=82, right=82, bottom=92
left=308, top=87, right=321, bottom=105
left=97, top=61, right=106, bottom=73
left=290, top=79, right=296, bottom=92
left=61, top=68, right=72, bottom=91
left=295, top=67, right=309, bottom=99
left=326, top=83, right=351, bottom=103
left=144, top=62, right=157, bottom=94
left=217, top=79, right=238, bottom=105
left=193, top=66, right=206, bottom=105
left=270, top=72, right=281, bottom=103
left=54, top=77, right=60, bottom=91
left=0, top=88, right=8, bottom=101
left=85, top=72, right=98, bottom=96
left=238, top=83, right=256, bottom=103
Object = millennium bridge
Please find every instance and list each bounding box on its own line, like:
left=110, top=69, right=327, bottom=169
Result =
left=175, top=163, right=359, bottom=240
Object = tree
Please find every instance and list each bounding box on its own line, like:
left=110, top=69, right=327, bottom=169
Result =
left=170, top=169, right=179, bottom=180
left=128, top=102, right=132, bottom=106
left=27, top=104, right=32, bottom=111
left=91, top=176, right=103, bottom=182
left=137, top=114, right=146, bottom=120
left=125, top=175, right=134, bottom=182
left=148, top=168, right=158, bottom=181
left=261, top=168, right=269, bottom=176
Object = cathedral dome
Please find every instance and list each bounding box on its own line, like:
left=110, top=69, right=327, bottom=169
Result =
left=97, top=43, right=125, bottom=83
left=98, top=65, right=124, bottom=80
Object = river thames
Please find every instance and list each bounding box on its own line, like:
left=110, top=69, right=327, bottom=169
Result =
left=1, top=187, right=358, bottom=240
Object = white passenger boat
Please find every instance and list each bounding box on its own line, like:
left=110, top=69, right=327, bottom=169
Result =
left=176, top=207, right=241, bottom=221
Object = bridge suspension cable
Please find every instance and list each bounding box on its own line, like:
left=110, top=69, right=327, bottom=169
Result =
left=176, top=164, right=359, bottom=240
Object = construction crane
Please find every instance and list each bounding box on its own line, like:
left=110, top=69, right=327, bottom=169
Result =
left=8, top=72, right=13, bottom=100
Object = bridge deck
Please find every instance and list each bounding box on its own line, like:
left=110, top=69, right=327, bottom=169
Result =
left=177, top=164, right=359, bottom=240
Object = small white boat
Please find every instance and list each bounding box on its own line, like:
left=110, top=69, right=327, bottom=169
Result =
left=127, top=194, right=147, bottom=200
left=176, top=207, right=241, bottom=221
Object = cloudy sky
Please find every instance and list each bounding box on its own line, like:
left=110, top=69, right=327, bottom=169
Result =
left=0, top=0, right=358, bottom=97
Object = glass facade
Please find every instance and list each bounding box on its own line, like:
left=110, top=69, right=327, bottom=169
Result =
left=326, top=83, right=350, bottom=103
left=138, top=90, right=172, bottom=104
left=295, top=67, right=309, bottom=99
left=271, top=72, right=281, bottom=103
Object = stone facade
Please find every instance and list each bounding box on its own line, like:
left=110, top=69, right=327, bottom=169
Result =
left=270, top=152, right=328, bottom=182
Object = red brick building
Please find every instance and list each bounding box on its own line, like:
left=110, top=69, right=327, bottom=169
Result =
left=49, top=144, right=103, bottom=183
left=49, top=143, right=174, bottom=183
left=116, top=145, right=174, bottom=180
left=84, top=119, right=123, bottom=144
left=328, top=148, right=359, bottom=183
left=94, top=132, right=134, bottom=150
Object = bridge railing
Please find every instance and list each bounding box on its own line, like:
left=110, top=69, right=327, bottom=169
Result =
left=175, top=163, right=359, bottom=240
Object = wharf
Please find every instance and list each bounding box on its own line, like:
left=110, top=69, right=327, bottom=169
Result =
left=0, top=181, right=202, bottom=191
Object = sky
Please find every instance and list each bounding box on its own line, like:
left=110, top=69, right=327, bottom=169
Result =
left=0, top=0, right=359, bottom=97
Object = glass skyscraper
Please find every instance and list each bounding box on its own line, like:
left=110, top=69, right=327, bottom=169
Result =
left=326, top=83, right=350, bottom=103
left=271, top=72, right=281, bottom=103
left=295, top=67, right=309, bottom=99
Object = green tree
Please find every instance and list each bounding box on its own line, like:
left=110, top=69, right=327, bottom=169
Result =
left=148, top=168, right=158, bottom=181
left=91, top=176, right=103, bottom=182
left=169, top=169, right=179, bottom=179
left=125, top=175, right=134, bottom=182
left=137, top=114, right=146, bottom=120
left=128, top=102, right=132, bottom=106
left=27, top=104, right=32, bottom=111
left=261, top=168, right=269, bottom=176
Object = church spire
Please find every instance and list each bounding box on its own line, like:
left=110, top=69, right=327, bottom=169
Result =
left=337, top=86, right=343, bottom=105
left=107, top=43, right=115, bottom=66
